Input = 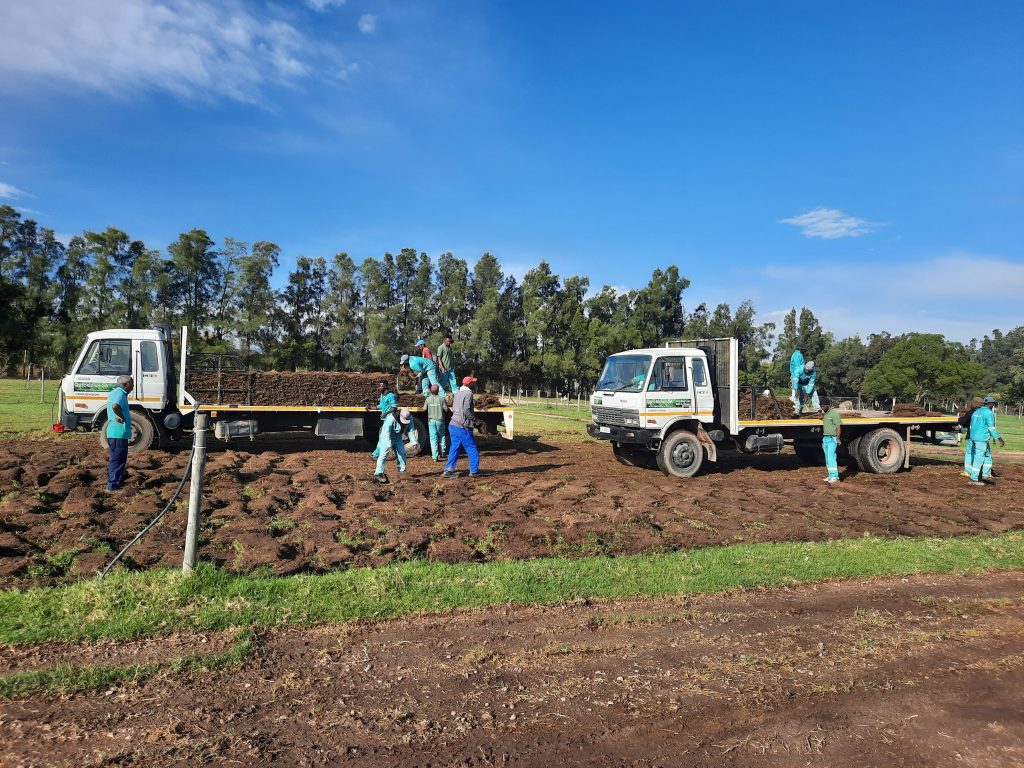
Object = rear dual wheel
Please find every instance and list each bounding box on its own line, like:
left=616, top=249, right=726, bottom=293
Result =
left=856, top=428, right=905, bottom=474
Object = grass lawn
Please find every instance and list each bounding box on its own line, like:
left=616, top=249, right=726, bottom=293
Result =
left=2, top=531, right=1022, bottom=648
left=0, top=378, right=62, bottom=436
left=996, top=414, right=1024, bottom=452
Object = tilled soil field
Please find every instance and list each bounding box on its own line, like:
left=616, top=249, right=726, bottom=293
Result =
left=2, top=571, right=1022, bottom=766
left=0, top=437, right=1022, bottom=587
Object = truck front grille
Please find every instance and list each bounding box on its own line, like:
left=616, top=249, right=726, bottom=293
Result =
left=592, top=406, right=639, bottom=426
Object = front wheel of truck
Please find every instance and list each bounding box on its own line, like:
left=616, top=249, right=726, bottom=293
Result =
left=657, top=430, right=704, bottom=478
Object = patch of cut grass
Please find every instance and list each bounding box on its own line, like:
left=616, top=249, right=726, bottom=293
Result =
left=0, top=532, right=1022, bottom=646
left=0, top=630, right=254, bottom=700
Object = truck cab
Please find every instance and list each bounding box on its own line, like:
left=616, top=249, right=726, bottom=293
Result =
left=588, top=343, right=725, bottom=476
left=59, top=325, right=179, bottom=451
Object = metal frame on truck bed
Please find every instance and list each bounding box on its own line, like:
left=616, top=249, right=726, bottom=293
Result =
left=586, top=337, right=960, bottom=478
left=58, top=325, right=513, bottom=453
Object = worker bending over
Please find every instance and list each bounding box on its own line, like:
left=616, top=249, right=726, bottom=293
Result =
left=400, top=353, right=442, bottom=395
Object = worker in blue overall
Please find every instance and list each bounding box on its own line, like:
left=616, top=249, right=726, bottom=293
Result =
left=967, top=396, right=1004, bottom=487
left=371, top=381, right=398, bottom=460
left=400, top=353, right=441, bottom=395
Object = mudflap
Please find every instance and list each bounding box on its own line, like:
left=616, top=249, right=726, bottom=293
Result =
left=697, top=423, right=717, bottom=463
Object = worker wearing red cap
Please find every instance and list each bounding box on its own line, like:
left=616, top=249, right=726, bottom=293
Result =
left=443, top=375, right=480, bottom=477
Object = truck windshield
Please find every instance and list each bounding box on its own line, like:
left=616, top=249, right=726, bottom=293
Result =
left=596, top=355, right=652, bottom=392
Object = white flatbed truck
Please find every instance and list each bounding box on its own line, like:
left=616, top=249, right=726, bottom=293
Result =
left=586, top=338, right=960, bottom=477
left=57, top=325, right=513, bottom=453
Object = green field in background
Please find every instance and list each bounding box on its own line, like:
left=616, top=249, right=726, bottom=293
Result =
left=0, top=378, right=62, bottom=436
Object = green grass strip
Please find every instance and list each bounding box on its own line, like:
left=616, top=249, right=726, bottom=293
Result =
left=1, top=532, right=1022, bottom=646
left=0, top=630, right=255, bottom=700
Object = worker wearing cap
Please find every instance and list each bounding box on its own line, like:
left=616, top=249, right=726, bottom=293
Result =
left=789, top=347, right=806, bottom=410
left=424, top=384, right=449, bottom=461
left=443, top=376, right=480, bottom=478
left=400, top=353, right=441, bottom=395
left=373, top=404, right=408, bottom=483
left=416, top=338, right=434, bottom=362
left=797, top=361, right=820, bottom=414
left=105, top=375, right=134, bottom=492
left=436, top=335, right=456, bottom=393
left=967, top=396, right=1004, bottom=486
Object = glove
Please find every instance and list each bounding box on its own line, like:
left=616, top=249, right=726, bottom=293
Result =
left=998, top=437, right=1006, bottom=448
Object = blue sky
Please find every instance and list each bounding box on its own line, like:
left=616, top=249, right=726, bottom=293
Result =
left=1, top=0, right=1021, bottom=343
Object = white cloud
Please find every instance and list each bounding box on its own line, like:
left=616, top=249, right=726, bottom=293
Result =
left=0, top=0, right=313, bottom=103
left=358, top=14, right=378, bottom=34
left=0, top=181, right=25, bottom=199
left=779, top=207, right=879, bottom=239
left=307, top=0, right=345, bottom=10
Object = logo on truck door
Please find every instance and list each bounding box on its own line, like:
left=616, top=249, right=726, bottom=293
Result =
left=73, top=381, right=117, bottom=392
left=646, top=398, right=692, bottom=409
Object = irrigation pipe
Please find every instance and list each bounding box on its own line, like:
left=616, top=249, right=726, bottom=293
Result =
left=99, top=403, right=201, bottom=580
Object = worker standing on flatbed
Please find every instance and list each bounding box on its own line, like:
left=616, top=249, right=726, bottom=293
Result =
left=436, top=335, right=456, bottom=393
left=821, top=397, right=842, bottom=484
left=967, top=396, right=1004, bottom=487
left=789, top=346, right=806, bottom=412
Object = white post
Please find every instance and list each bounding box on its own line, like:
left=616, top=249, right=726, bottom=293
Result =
left=40, top=369, right=44, bottom=403
left=182, top=412, right=209, bottom=573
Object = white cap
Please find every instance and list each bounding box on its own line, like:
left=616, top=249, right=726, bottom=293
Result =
left=399, top=408, right=411, bottom=424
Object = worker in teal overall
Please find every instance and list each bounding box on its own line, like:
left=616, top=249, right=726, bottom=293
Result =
left=967, top=396, right=1004, bottom=487
left=958, top=396, right=983, bottom=477
left=789, top=347, right=806, bottom=412
left=798, top=360, right=821, bottom=414
left=400, top=353, right=441, bottom=395
left=371, top=381, right=398, bottom=459
left=373, top=404, right=408, bottom=483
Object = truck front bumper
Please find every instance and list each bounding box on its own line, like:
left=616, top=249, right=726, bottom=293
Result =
left=587, top=423, right=657, bottom=445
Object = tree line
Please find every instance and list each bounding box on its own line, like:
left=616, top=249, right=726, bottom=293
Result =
left=2, top=204, right=1022, bottom=406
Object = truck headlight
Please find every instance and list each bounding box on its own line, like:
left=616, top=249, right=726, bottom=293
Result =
left=623, top=416, right=641, bottom=427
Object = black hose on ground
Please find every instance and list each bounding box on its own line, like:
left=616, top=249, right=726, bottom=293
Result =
left=99, top=403, right=201, bottom=580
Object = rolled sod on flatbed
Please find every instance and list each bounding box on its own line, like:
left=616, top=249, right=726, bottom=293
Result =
left=188, top=371, right=502, bottom=409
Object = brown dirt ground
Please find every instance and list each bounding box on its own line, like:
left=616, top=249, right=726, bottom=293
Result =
left=1, top=570, right=1022, bottom=767
left=0, top=437, right=1022, bottom=587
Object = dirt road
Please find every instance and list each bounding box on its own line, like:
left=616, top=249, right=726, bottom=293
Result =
left=1, top=437, right=1022, bottom=587
left=2, top=570, right=1021, bottom=766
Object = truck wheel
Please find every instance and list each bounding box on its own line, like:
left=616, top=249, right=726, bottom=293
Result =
left=411, top=415, right=429, bottom=457
left=98, top=409, right=156, bottom=453
left=657, top=430, right=704, bottom=478
left=858, top=428, right=905, bottom=474
left=844, top=436, right=863, bottom=468
left=793, top=442, right=824, bottom=465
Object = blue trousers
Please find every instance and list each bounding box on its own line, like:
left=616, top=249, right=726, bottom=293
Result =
left=822, top=436, right=839, bottom=479
left=107, top=437, right=129, bottom=490
left=420, top=368, right=440, bottom=395
left=968, top=440, right=992, bottom=481
left=445, top=424, right=479, bottom=474
left=428, top=418, right=447, bottom=459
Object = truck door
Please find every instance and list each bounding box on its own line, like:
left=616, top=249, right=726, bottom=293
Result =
left=134, top=338, right=167, bottom=408
left=644, top=356, right=692, bottom=428
left=70, top=337, right=134, bottom=414
left=690, top=357, right=714, bottom=420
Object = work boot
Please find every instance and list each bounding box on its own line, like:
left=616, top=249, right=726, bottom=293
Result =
left=982, top=476, right=997, bottom=484
left=442, top=470, right=457, bottom=479
left=968, top=480, right=986, bottom=487
left=373, top=473, right=389, bottom=484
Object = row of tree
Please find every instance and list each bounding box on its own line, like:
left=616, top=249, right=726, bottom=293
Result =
left=2, top=204, right=1022, bottom=405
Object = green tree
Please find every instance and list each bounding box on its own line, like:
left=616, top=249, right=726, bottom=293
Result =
left=231, top=240, right=280, bottom=361
left=165, top=229, right=221, bottom=337
left=435, top=252, right=470, bottom=339
left=326, top=252, right=366, bottom=370
left=862, top=333, right=984, bottom=406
